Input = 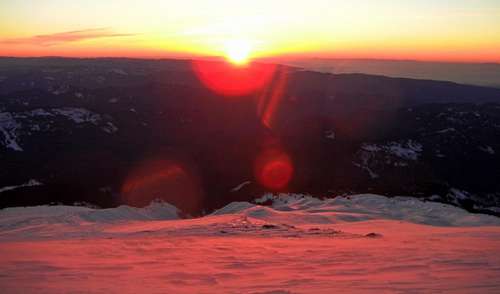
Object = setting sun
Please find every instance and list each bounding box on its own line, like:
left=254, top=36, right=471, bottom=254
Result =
left=224, top=39, right=252, bottom=65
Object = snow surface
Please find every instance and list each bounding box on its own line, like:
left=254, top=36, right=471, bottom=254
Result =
left=1, top=194, right=500, bottom=293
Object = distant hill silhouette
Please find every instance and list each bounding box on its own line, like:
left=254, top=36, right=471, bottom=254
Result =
left=1, top=57, right=500, bottom=216
left=273, top=58, right=500, bottom=88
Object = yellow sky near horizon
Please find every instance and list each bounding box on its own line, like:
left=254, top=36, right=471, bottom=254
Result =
left=1, top=0, right=500, bottom=62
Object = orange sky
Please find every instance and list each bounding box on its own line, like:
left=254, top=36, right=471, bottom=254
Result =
left=1, top=0, right=500, bottom=62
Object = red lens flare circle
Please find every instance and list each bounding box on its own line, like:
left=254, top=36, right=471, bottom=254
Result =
left=121, top=159, right=203, bottom=213
left=192, top=60, right=276, bottom=96
left=255, top=148, right=293, bottom=191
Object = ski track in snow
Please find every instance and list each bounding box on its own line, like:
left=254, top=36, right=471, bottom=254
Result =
left=1, top=194, right=500, bottom=293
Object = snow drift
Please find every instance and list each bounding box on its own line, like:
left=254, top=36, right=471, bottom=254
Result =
left=2, top=194, right=499, bottom=230
left=214, top=194, right=500, bottom=227
left=1, top=194, right=500, bottom=293
left=0, top=201, right=179, bottom=229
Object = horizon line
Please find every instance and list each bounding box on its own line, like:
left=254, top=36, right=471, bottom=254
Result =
left=1, top=55, right=500, bottom=65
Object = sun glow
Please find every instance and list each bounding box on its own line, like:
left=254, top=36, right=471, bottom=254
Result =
left=224, top=39, right=252, bottom=65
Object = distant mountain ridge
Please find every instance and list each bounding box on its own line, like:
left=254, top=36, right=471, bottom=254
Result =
left=274, top=58, right=500, bottom=88
left=1, top=57, right=500, bottom=216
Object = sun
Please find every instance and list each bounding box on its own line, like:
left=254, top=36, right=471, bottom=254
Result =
left=224, top=39, right=252, bottom=65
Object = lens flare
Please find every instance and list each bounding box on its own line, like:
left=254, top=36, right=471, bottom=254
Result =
left=121, top=159, right=203, bottom=213
left=192, top=60, right=276, bottom=96
left=255, top=147, right=293, bottom=191
left=256, top=66, right=288, bottom=129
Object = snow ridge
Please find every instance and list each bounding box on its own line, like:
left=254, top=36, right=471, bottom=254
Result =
left=215, top=193, right=500, bottom=227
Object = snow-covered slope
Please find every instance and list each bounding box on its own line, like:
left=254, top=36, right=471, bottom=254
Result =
left=0, top=200, right=179, bottom=224
left=1, top=194, right=500, bottom=293
left=0, top=201, right=179, bottom=238
left=245, top=193, right=500, bottom=227
left=0, top=107, right=118, bottom=151
left=2, top=194, right=497, bottom=232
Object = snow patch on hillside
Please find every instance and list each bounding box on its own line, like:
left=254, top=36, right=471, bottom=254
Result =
left=479, top=145, right=495, bottom=155
left=436, top=127, right=456, bottom=134
left=354, top=140, right=423, bottom=177
left=51, top=84, right=69, bottom=95
left=109, top=68, right=128, bottom=75
left=352, top=160, right=379, bottom=179
left=52, top=108, right=101, bottom=124
left=101, top=121, right=119, bottom=133
left=324, top=130, right=336, bottom=140
left=0, top=112, right=23, bottom=151
left=230, top=181, right=251, bottom=192
left=27, top=109, right=53, bottom=117
left=362, top=140, right=422, bottom=160
left=0, top=179, right=42, bottom=193
left=0, top=108, right=118, bottom=150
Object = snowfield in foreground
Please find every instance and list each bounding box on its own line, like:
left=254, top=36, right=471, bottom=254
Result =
left=1, top=194, right=500, bottom=293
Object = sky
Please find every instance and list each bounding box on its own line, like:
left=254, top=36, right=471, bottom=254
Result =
left=1, top=0, right=500, bottom=62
